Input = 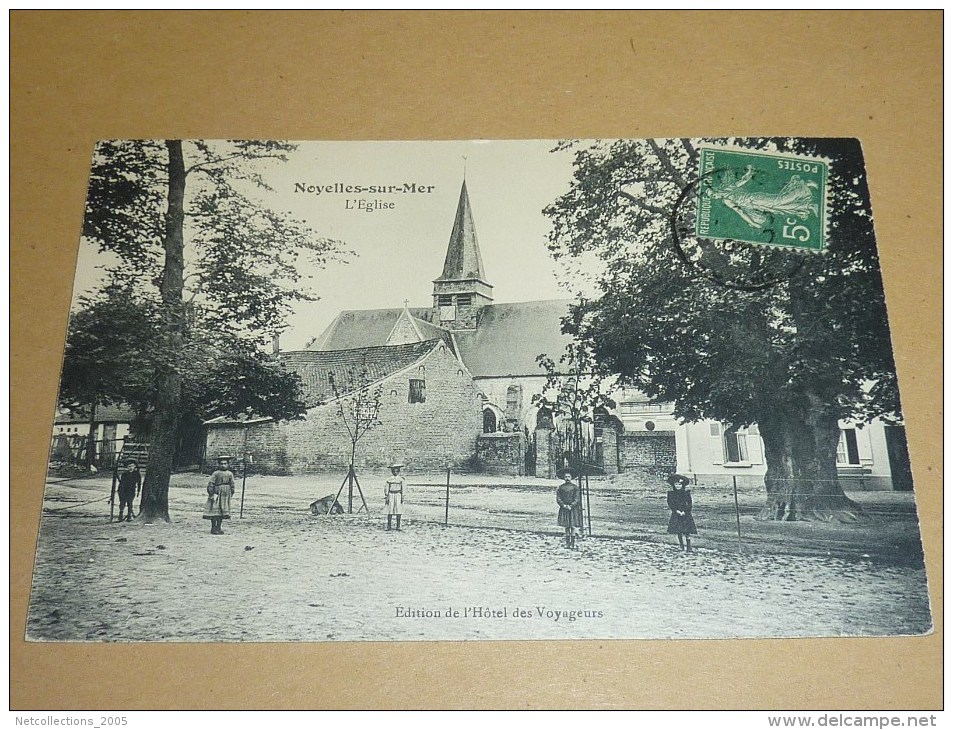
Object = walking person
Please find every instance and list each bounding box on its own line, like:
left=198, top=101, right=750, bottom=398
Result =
left=666, top=473, right=698, bottom=551
left=204, top=455, right=236, bottom=535
left=556, top=467, right=583, bottom=549
left=384, top=462, right=405, bottom=531
left=116, top=458, right=141, bottom=522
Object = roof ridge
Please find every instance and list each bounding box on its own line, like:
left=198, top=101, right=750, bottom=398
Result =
left=279, top=338, right=441, bottom=359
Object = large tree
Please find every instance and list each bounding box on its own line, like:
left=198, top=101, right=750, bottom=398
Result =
left=545, top=138, right=902, bottom=521
left=60, top=287, right=308, bottom=452
left=79, top=140, right=343, bottom=522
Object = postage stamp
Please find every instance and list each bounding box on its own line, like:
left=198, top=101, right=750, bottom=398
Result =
left=695, top=145, right=829, bottom=251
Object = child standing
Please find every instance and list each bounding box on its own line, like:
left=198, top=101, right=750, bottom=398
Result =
left=666, top=473, right=698, bottom=551
left=556, top=467, right=582, bottom=549
left=204, top=455, right=236, bottom=535
left=116, top=458, right=141, bottom=522
left=384, top=463, right=405, bottom=531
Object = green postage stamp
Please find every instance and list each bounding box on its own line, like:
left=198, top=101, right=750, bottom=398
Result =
left=695, top=145, right=829, bottom=251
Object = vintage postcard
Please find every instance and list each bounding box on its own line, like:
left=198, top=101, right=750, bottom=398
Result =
left=28, top=138, right=931, bottom=642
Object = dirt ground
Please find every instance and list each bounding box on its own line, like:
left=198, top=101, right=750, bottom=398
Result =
left=25, top=470, right=933, bottom=642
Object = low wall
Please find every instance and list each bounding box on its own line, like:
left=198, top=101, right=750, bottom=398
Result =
left=475, top=432, right=524, bottom=476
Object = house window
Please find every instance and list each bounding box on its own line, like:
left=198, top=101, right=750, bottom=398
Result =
left=457, top=294, right=472, bottom=306
left=409, top=379, right=426, bottom=404
left=437, top=295, right=453, bottom=306
left=837, top=428, right=861, bottom=465
left=723, top=426, right=749, bottom=463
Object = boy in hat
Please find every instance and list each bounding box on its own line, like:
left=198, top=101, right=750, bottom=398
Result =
left=204, top=455, right=236, bottom=535
left=666, top=473, right=698, bottom=551
left=116, top=458, right=141, bottom=522
left=556, top=467, right=583, bottom=549
left=384, top=463, right=405, bottom=531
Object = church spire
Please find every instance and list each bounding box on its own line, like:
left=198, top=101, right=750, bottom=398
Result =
left=436, top=180, right=488, bottom=283
left=432, top=180, right=493, bottom=330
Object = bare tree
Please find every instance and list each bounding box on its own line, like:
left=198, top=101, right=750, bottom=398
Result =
left=327, top=356, right=384, bottom=513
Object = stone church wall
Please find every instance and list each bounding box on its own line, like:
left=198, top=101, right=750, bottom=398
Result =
left=476, top=376, right=549, bottom=432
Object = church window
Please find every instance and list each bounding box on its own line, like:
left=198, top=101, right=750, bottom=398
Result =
left=483, top=408, right=498, bottom=433
left=418, top=365, right=426, bottom=375
left=438, top=295, right=453, bottom=306
left=505, top=385, right=521, bottom=419
left=535, top=407, right=553, bottom=430
left=409, top=379, right=426, bottom=404
left=457, top=294, right=472, bottom=306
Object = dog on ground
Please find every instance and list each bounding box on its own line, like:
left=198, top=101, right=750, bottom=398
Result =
left=310, top=494, right=344, bottom=515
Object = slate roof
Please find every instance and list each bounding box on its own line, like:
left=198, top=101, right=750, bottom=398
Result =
left=452, top=299, right=574, bottom=377
left=309, top=299, right=574, bottom=379
left=435, top=181, right=488, bottom=284
left=277, top=340, right=439, bottom=408
left=312, top=307, right=450, bottom=352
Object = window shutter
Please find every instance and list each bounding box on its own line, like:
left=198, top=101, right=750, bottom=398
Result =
left=746, top=426, right=764, bottom=464
left=709, top=422, right=724, bottom=465
left=856, top=426, right=874, bottom=463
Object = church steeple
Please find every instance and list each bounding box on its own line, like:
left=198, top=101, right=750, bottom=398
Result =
left=436, top=181, right=488, bottom=284
left=432, top=180, right=493, bottom=330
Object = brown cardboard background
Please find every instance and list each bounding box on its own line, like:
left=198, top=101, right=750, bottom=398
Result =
left=10, top=11, right=941, bottom=710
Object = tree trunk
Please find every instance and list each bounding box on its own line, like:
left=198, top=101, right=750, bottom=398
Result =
left=140, top=140, right=186, bottom=523
left=795, top=393, right=864, bottom=522
left=756, top=403, right=864, bottom=522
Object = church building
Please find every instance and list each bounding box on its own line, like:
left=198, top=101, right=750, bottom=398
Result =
left=204, top=181, right=912, bottom=490
left=205, top=181, right=576, bottom=476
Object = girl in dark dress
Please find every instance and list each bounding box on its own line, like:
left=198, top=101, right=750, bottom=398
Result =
left=666, top=473, right=697, bottom=551
left=556, top=468, right=583, bottom=549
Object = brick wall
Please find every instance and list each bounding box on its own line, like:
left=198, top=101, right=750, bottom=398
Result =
left=620, top=431, right=677, bottom=476
left=207, top=342, right=483, bottom=474
left=475, top=432, right=524, bottom=476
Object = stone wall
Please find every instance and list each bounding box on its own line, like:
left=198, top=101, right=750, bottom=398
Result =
left=534, top=427, right=553, bottom=479
left=205, top=421, right=291, bottom=474
left=600, top=425, right=620, bottom=474
left=619, top=431, right=677, bottom=476
left=206, top=343, right=483, bottom=474
left=475, top=432, right=524, bottom=476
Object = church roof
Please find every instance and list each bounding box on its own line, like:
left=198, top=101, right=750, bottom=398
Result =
left=278, top=340, right=439, bottom=408
left=452, top=299, right=574, bottom=377
left=312, top=308, right=450, bottom=352
left=434, top=181, right=488, bottom=284
left=308, top=299, right=574, bottom=379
